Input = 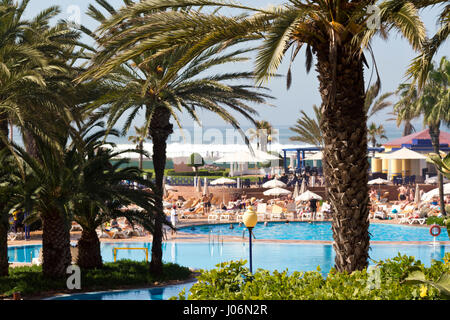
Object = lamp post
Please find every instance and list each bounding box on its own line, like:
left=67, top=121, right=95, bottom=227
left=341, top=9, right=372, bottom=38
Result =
left=243, top=205, right=257, bottom=273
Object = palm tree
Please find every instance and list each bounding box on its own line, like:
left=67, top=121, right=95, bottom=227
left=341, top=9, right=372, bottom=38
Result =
left=396, top=57, right=450, bottom=216
left=10, top=135, right=75, bottom=278
left=128, top=126, right=150, bottom=170
left=68, top=123, right=160, bottom=269
left=77, top=0, right=272, bottom=275
left=0, top=150, right=22, bottom=277
left=289, top=105, right=323, bottom=147
left=392, top=83, right=418, bottom=136
left=0, top=0, right=50, bottom=151
left=367, top=122, right=388, bottom=147
left=105, top=0, right=429, bottom=272
left=248, top=120, right=276, bottom=151
left=407, top=1, right=449, bottom=88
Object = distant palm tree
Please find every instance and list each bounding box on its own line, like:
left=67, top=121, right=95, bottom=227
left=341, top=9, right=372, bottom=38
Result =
left=248, top=120, right=276, bottom=151
left=289, top=105, right=323, bottom=147
left=367, top=123, right=388, bottom=148
left=128, top=126, right=150, bottom=170
left=392, top=83, right=418, bottom=136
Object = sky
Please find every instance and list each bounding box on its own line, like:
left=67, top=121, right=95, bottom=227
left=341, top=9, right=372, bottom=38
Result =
left=23, top=0, right=449, bottom=131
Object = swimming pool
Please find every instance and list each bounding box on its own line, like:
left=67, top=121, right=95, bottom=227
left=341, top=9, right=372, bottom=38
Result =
left=47, top=281, right=196, bottom=300
left=9, top=241, right=449, bottom=272
left=179, top=221, right=450, bottom=242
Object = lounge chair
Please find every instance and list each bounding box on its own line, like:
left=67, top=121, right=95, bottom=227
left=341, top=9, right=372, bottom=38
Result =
left=207, top=213, right=219, bottom=222
left=387, top=205, right=404, bottom=219
left=256, top=203, right=268, bottom=221
left=285, top=203, right=297, bottom=219
left=408, top=215, right=426, bottom=225
left=270, top=205, right=284, bottom=220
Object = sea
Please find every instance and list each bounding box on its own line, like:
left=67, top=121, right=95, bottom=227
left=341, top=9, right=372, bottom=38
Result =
left=10, top=121, right=418, bottom=160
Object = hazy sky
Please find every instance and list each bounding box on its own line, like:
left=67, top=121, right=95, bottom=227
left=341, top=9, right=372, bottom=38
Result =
left=24, top=0, right=449, bottom=130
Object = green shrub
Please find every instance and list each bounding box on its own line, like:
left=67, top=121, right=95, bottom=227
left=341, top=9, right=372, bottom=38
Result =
left=0, top=260, right=191, bottom=298
left=174, top=253, right=450, bottom=300
left=427, top=216, right=446, bottom=226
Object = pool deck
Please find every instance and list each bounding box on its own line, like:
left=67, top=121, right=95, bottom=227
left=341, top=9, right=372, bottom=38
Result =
left=9, top=218, right=449, bottom=267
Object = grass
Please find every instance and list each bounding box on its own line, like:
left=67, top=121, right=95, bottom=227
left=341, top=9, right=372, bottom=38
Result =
left=0, top=260, right=192, bottom=299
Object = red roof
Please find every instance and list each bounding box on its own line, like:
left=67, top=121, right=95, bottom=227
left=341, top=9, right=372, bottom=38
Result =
left=383, top=128, right=450, bottom=147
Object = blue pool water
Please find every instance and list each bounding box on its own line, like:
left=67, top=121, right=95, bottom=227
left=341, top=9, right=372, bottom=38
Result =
left=47, top=282, right=196, bottom=300
left=9, top=241, right=449, bottom=272
left=179, top=221, right=450, bottom=242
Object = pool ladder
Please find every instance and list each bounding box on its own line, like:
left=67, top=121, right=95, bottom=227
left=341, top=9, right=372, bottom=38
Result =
left=208, top=229, right=224, bottom=245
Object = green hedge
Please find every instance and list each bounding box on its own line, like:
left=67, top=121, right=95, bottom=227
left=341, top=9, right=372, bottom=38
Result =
left=173, top=253, right=450, bottom=300
left=0, top=260, right=191, bottom=298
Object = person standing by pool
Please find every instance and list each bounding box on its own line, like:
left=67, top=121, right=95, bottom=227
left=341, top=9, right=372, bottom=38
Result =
left=170, top=205, right=178, bottom=236
left=309, top=198, right=318, bottom=220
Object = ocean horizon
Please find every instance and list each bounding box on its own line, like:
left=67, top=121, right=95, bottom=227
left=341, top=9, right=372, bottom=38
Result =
left=11, top=121, right=426, bottom=159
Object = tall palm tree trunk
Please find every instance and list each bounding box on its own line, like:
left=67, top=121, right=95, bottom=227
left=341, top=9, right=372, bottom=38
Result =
left=148, top=107, right=173, bottom=275
left=23, top=129, right=40, bottom=159
left=429, top=123, right=446, bottom=216
left=77, top=228, right=102, bottom=269
left=0, top=114, right=9, bottom=277
left=42, top=209, right=72, bottom=278
left=316, top=46, right=370, bottom=273
left=139, top=141, right=144, bottom=171
left=0, top=223, right=8, bottom=277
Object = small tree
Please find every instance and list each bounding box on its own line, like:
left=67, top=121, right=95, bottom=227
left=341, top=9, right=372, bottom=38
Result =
left=187, top=153, right=205, bottom=177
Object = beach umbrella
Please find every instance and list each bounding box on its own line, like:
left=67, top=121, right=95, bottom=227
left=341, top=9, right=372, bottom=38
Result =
left=368, top=178, right=390, bottom=193
left=300, top=179, right=306, bottom=194
left=368, top=178, right=390, bottom=185
left=378, top=147, right=428, bottom=160
left=421, top=183, right=450, bottom=201
left=262, top=178, right=287, bottom=188
left=263, top=187, right=292, bottom=197
left=424, top=175, right=450, bottom=184
left=293, top=182, right=299, bottom=198
left=210, top=177, right=236, bottom=203
left=203, top=177, right=209, bottom=195
left=295, top=190, right=322, bottom=202
left=414, top=184, right=420, bottom=204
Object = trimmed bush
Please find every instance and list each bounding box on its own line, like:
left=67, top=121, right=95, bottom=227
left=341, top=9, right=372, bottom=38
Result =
left=174, top=253, right=450, bottom=300
left=0, top=260, right=191, bottom=298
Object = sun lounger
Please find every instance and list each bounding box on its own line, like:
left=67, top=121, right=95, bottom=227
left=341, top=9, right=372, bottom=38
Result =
left=256, top=203, right=268, bottom=221
left=408, top=216, right=426, bottom=225
left=208, top=214, right=219, bottom=222
left=220, top=213, right=231, bottom=222
left=270, top=205, right=284, bottom=220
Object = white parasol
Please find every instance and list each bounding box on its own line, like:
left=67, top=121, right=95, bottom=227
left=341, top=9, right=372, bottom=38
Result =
left=263, top=187, right=292, bottom=196
left=262, top=178, right=287, bottom=188
left=295, top=190, right=322, bottom=202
